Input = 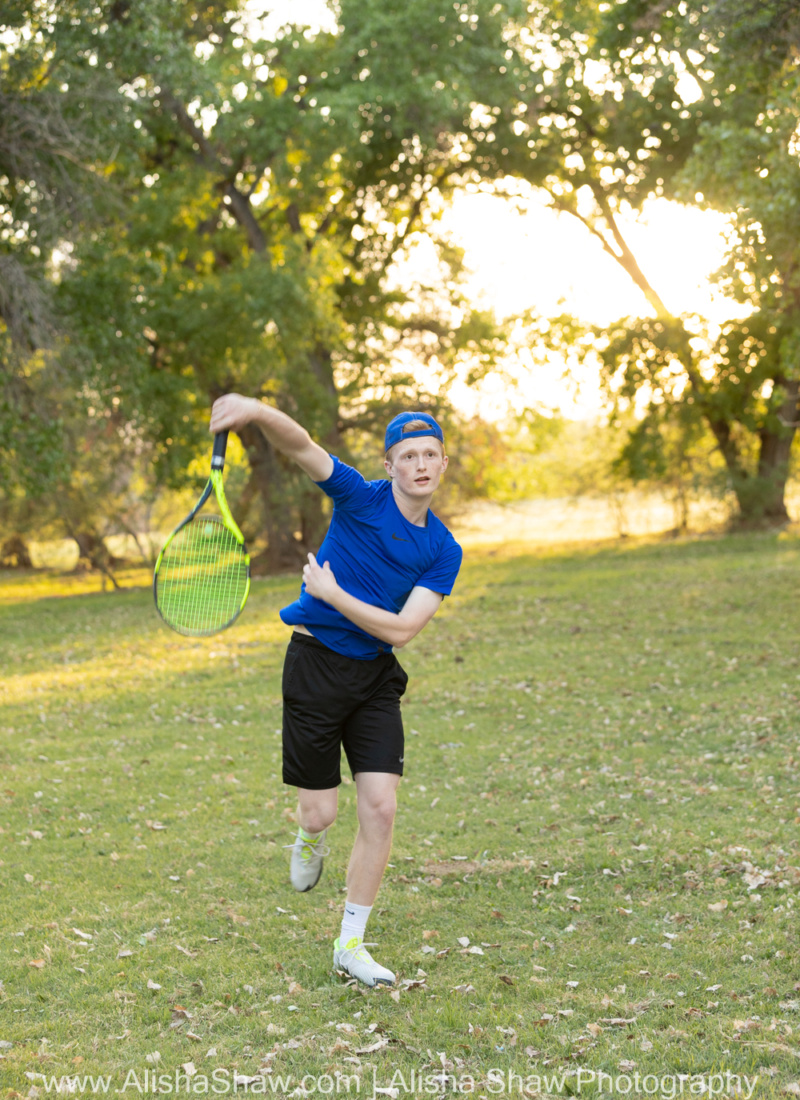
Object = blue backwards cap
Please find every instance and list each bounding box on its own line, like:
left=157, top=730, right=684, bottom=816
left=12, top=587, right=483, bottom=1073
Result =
left=384, top=411, right=444, bottom=453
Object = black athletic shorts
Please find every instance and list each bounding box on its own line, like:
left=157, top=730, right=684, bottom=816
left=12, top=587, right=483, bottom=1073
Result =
left=282, top=631, right=409, bottom=789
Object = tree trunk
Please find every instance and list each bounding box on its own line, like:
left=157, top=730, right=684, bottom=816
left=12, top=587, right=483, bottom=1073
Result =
left=1, top=535, right=34, bottom=568
left=237, top=421, right=306, bottom=573
left=297, top=344, right=343, bottom=549
left=751, top=378, right=799, bottom=523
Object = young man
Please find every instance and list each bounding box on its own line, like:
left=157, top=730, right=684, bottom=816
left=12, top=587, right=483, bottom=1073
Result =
left=209, top=394, right=462, bottom=986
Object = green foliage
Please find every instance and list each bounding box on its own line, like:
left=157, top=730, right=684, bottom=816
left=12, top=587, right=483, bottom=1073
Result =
left=34, top=0, right=530, bottom=563
left=491, top=0, right=800, bottom=522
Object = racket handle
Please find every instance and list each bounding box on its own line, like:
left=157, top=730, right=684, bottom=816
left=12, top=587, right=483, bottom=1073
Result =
left=212, top=431, right=229, bottom=470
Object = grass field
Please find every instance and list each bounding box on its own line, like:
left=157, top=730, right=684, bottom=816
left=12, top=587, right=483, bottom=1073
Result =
left=1, top=531, right=800, bottom=1099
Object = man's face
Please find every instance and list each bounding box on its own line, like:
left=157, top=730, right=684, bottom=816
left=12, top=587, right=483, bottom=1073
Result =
left=384, top=435, right=448, bottom=497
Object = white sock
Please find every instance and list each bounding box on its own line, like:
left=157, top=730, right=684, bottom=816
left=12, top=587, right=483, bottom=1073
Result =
left=340, top=900, right=371, bottom=945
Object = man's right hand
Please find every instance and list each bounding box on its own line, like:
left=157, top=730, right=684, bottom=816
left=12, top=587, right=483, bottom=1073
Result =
left=210, top=393, right=262, bottom=434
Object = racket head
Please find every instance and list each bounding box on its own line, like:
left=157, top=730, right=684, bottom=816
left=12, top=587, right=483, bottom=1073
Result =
left=154, top=513, right=251, bottom=637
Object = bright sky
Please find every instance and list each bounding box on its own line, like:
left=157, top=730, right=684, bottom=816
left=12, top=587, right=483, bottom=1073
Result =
left=247, top=0, right=741, bottom=423
left=438, top=189, right=738, bottom=420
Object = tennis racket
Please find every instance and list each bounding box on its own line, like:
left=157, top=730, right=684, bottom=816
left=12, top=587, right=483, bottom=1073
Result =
left=153, top=432, right=250, bottom=636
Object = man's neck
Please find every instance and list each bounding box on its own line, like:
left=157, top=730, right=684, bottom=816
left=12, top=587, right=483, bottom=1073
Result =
left=391, top=481, right=430, bottom=527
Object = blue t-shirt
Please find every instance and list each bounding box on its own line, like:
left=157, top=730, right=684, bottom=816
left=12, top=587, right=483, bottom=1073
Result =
left=280, top=456, right=463, bottom=660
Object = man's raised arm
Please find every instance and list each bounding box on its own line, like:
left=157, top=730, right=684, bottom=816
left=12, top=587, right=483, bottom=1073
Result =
left=210, top=394, right=334, bottom=482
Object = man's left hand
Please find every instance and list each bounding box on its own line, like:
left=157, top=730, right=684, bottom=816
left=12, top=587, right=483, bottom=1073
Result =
left=302, top=553, right=340, bottom=603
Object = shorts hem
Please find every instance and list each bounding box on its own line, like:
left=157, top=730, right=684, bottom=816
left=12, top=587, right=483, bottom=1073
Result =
left=282, top=773, right=342, bottom=790
left=349, top=766, right=404, bottom=778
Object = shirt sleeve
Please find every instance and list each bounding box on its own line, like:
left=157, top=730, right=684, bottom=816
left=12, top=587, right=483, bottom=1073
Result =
left=414, top=536, right=463, bottom=597
left=314, top=455, right=377, bottom=515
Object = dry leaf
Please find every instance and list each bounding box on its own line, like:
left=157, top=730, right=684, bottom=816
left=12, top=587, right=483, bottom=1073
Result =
left=354, top=1037, right=389, bottom=1055
left=708, top=900, right=728, bottom=912
left=29, top=959, right=46, bottom=969
left=147, top=979, right=162, bottom=991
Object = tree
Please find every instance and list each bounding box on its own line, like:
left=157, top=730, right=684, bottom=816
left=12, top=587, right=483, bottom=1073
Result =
left=0, top=0, right=140, bottom=568
left=483, top=0, right=800, bottom=523
left=50, top=0, right=523, bottom=570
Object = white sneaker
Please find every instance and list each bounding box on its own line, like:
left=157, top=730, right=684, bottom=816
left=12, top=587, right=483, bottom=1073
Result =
left=284, top=830, right=329, bottom=892
left=333, top=937, right=396, bottom=987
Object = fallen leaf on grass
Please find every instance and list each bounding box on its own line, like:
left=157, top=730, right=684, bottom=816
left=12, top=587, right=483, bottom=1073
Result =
left=186, top=1033, right=202, bottom=1042
left=176, top=945, right=197, bottom=958
left=708, top=900, right=728, bottom=912
left=72, top=928, right=92, bottom=941
left=29, top=960, right=46, bottom=969
left=599, top=1018, right=636, bottom=1026
left=587, top=1023, right=602, bottom=1037
left=147, top=979, right=161, bottom=991
left=498, top=975, right=515, bottom=986
left=354, top=1037, right=388, bottom=1055
left=117, top=950, right=133, bottom=959
left=452, top=984, right=476, bottom=994
left=399, top=978, right=426, bottom=991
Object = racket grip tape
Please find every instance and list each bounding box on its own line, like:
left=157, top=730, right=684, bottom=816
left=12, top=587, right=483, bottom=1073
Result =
left=211, top=431, right=229, bottom=469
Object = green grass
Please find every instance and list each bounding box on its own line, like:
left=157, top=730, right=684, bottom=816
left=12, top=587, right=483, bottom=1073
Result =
left=1, top=531, right=800, bottom=1098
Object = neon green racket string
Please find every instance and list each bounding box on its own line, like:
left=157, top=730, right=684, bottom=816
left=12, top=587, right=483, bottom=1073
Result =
left=157, top=516, right=247, bottom=635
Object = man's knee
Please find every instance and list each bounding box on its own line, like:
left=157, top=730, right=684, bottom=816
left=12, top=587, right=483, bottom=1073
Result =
left=357, top=790, right=397, bottom=833
left=297, top=790, right=338, bottom=834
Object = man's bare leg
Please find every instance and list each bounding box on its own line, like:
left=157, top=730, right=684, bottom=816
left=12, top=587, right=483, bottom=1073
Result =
left=346, top=772, right=400, bottom=905
left=296, top=786, right=338, bottom=835
left=334, top=771, right=400, bottom=985
left=288, top=787, right=337, bottom=893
